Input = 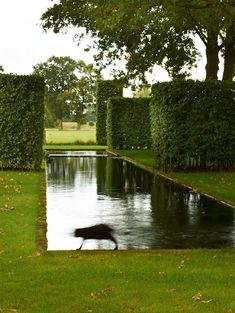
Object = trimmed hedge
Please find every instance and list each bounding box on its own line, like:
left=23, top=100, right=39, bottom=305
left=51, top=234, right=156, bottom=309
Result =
left=0, top=74, right=45, bottom=170
left=150, top=80, right=235, bottom=171
left=96, top=80, right=123, bottom=145
left=107, top=97, right=151, bottom=149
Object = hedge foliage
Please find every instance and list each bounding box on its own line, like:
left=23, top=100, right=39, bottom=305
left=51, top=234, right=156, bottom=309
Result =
left=0, top=74, right=45, bottom=170
left=107, top=97, right=151, bottom=149
left=96, top=80, right=123, bottom=145
left=150, top=80, right=235, bottom=171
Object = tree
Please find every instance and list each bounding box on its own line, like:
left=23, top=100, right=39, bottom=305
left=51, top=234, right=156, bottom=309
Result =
left=133, top=86, right=151, bottom=98
left=41, top=0, right=235, bottom=82
left=33, top=56, right=100, bottom=128
left=58, top=76, right=97, bottom=128
left=33, top=56, right=79, bottom=128
left=41, top=1, right=197, bottom=82
left=171, top=0, right=235, bottom=80
left=0, top=65, right=4, bottom=73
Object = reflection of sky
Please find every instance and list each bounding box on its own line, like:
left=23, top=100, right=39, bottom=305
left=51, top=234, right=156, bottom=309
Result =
left=47, top=158, right=154, bottom=250
left=187, top=193, right=201, bottom=225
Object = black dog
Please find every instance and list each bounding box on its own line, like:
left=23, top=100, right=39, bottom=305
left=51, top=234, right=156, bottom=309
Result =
left=74, top=223, right=118, bottom=250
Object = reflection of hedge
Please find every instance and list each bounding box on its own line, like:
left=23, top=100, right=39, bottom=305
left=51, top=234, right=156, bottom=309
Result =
left=0, top=74, right=45, bottom=170
left=96, top=80, right=123, bottom=145
left=107, top=97, right=151, bottom=149
left=150, top=80, right=235, bottom=170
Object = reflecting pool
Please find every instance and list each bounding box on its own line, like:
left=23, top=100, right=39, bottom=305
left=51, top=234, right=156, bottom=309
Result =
left=46, top=151, right=235, bottom=250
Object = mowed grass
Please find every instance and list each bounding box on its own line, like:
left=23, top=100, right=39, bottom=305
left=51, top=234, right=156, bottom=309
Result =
left=1, top=171, right=235, bottom=312
left=45, top=124, right=96, bottom=145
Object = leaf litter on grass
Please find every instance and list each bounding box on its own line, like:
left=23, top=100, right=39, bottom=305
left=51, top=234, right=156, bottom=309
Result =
left=192, top=292, right=213, bottom=304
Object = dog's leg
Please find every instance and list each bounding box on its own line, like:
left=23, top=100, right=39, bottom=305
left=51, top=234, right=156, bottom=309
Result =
left=109, top=234, right=118, bottom=250
left=76, top=239, right=84, bottom=250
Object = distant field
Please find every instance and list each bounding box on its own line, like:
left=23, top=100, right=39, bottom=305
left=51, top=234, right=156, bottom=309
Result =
left=45, top=124, right=96, bottom=144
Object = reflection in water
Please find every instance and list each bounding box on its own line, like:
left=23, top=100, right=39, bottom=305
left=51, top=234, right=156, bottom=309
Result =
left=46, top=153, right=235, bottom=250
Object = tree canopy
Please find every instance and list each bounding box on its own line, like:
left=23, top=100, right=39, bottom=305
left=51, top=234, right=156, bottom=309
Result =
left=33, top=56, right=101, bottom=128
left=41, top=0, right=235, bottom=82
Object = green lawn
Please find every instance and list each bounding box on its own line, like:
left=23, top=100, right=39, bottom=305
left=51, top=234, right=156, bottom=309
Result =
left=1, top=159, right=235, bottom=312
left=45, top=127, right=96, bottom=145
left=111, top=149, right=156, bottom=168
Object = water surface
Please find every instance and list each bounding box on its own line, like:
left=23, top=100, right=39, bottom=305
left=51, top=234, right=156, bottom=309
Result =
left=46, top=152, right=235, bottom=250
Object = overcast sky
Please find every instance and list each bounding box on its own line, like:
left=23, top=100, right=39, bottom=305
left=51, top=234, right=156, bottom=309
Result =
left=0, top=0, right=95, bottom=74
left=0, top=0, right=211, bottom=82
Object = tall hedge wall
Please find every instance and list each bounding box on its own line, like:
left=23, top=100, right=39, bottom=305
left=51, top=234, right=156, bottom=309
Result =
left=150, top=80, right=235, bottom=171
left=107, top=97, right=151, bottom=149
left=0, top=74, right=45, bottom=170
left=96, top=80, right=123, bottom=145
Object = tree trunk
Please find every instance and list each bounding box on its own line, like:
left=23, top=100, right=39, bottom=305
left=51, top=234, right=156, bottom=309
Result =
left=222, top=23, right=235, bottom=81
left=59, top=119, right=63, bottom=130
left=205, top=31, right=220, bottom=80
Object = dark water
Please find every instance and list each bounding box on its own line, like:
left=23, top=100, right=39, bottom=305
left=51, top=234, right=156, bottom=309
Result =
left=46, top=151, right=235, bottom=250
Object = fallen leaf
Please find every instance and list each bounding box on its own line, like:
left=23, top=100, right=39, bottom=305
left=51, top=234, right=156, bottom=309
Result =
left=90, top=292, right=98, bottom=300
left=192, top=292, right=203, bottom=301
left=28, top=252, right=41, bottom=258
left=102, top=287, right=113, bottom=294
left=0, top=205, right=15, bottom=212
left=202, top=299, right=213, bottom=304
left=192, top=292, right=213, bottom=304
left=178, top=260, right=185, bottom=269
